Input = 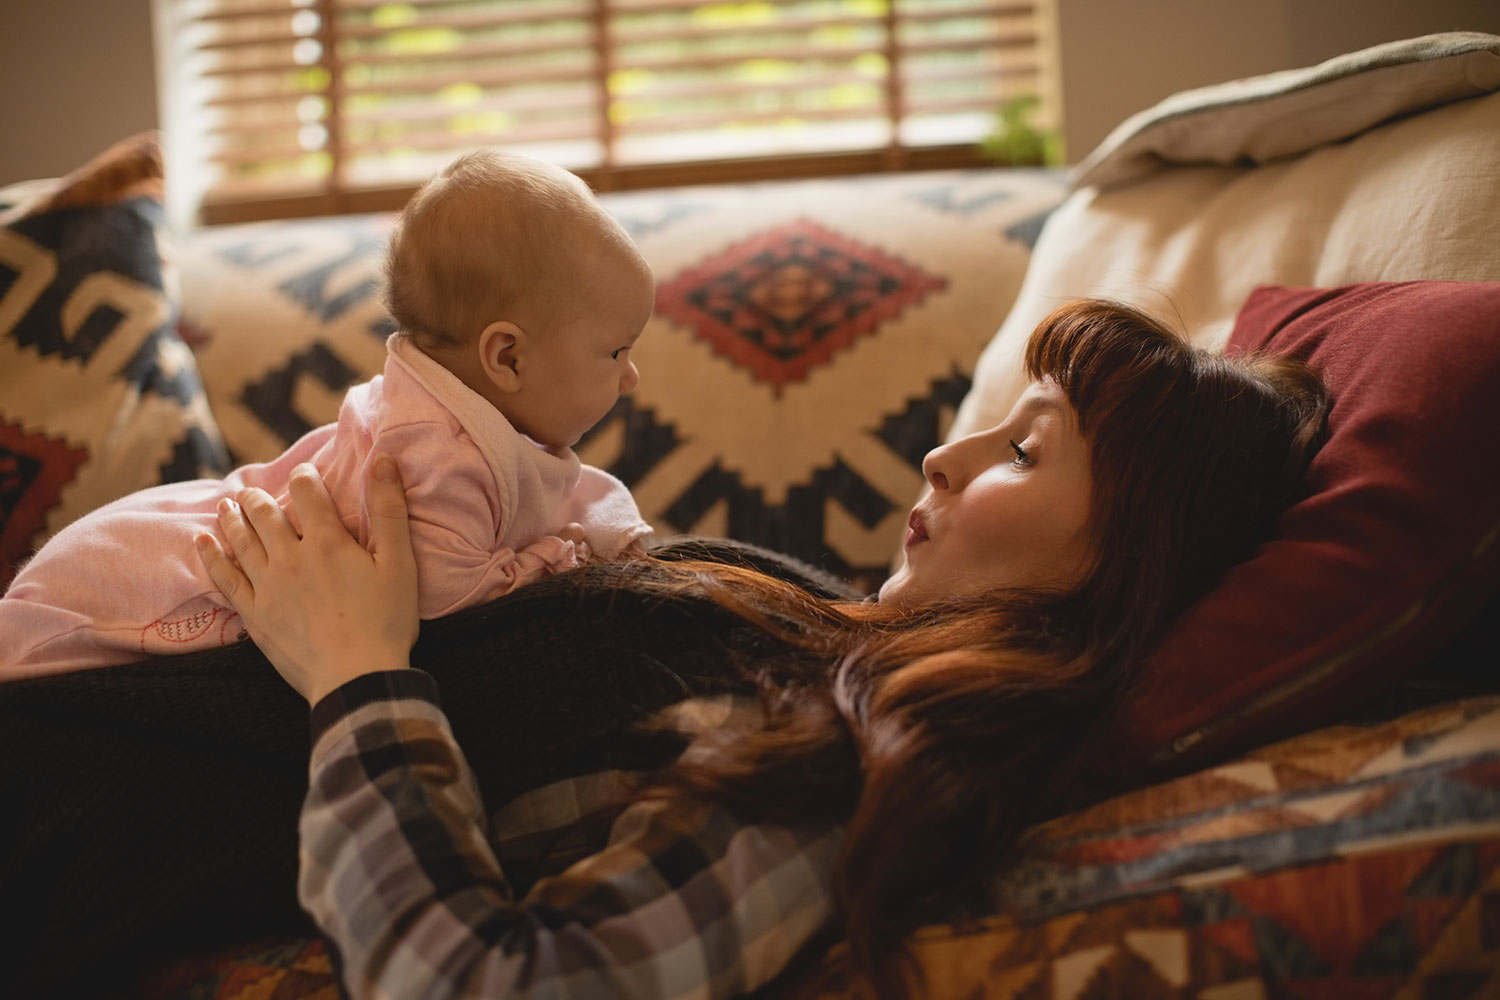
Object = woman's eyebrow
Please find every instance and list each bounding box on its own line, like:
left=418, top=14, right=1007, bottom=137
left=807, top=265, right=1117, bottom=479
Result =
left=1017, top=395, right=1083, bottom=443
left=1018, top=396, right=1067, bottom=420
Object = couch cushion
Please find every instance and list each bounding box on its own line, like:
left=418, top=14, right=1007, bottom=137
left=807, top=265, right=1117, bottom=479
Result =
left=953, top=39, right=1500, bottom=445
left=1074, top=31, right=1500, bottom=190
left=0, top=134, right=228, bottom=588
left=180, top=169, right=1067, bottom=588
left=949, top=33, right=1500, bottom=770
left=1102, top=281, right=1500, bottom=770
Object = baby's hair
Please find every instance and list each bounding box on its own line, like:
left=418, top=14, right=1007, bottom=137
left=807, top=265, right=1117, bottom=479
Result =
left=384, top=149, right=629, bottom=349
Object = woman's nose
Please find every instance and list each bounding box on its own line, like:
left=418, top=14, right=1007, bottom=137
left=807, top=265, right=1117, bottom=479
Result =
left=922, top=444, right=954, bottom=491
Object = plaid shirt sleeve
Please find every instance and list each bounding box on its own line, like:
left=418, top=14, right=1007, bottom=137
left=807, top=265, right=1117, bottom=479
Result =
left=298, top=669, right=844, bottom=1000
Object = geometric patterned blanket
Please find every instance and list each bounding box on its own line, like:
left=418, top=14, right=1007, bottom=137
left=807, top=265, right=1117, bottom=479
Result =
left=137, top=695, right=1500, bottom=999
left=798, top=695, right=1500, bottom=999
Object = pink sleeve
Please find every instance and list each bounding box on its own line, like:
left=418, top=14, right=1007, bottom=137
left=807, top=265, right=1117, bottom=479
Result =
left=372, top=422, right=579, bottom=619
left=561, top=465, right=653, bottom=558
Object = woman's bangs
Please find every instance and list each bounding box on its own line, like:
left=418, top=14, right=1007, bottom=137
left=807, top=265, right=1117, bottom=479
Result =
left=1022, top=300, right=1190, bottom=437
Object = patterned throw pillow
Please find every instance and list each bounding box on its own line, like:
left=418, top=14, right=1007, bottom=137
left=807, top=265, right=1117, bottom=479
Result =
left=179, top=169, right=1066, bottom=589
left=0, top=134, right=228, bottom=588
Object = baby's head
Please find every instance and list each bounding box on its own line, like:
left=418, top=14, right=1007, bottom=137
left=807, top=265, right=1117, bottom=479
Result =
left=385, top=150, right=654, bottom=448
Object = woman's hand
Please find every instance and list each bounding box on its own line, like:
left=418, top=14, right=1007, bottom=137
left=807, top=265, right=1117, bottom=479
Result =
left=196, top=454, right=420, bottom=705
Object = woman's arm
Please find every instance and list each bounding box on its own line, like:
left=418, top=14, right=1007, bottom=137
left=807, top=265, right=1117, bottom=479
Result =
left=301, top=668, right=842, bottom=999
left=197, top=456, right=842, bottom=998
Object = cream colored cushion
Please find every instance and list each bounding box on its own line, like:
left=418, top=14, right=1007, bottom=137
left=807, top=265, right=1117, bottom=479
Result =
left=1075, top=32, right=1500, bottom=190
left=951, top=32, right=1500, bottom=442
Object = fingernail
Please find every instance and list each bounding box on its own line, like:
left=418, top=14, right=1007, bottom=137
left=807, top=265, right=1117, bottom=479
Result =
left=373, top=454, right=397, bottom=482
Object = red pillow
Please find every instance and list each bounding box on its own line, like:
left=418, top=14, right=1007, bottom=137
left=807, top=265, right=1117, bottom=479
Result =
left=1100, top=281, right=1500, bottom=776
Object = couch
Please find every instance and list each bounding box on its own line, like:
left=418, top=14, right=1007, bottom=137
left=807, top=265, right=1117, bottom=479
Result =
left=3, top=30, right=1500, bottom=999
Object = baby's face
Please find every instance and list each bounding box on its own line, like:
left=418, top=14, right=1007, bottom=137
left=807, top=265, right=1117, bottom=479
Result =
left=503, top=245, right=654, bottom=448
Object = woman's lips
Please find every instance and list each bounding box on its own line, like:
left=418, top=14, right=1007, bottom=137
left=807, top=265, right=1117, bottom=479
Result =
left=905, top=509, right=929, bottom=547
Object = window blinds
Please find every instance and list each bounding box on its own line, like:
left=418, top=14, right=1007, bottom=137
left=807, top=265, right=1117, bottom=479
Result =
left=173, top=0, right=1048, bottom=222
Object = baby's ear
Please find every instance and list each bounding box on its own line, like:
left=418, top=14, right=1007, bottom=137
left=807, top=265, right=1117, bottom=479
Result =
left=477, top=320, right=524, bottom=392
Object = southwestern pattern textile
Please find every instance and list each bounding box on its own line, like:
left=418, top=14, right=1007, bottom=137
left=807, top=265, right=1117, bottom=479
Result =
left=176, top=169, right=1065, bottom=587
left=0, top=135, right=228, bottom=587
left=651, top=217, right=949, bottom=393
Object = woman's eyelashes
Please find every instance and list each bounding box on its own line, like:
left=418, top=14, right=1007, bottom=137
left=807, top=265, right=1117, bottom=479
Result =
left=1009, top=439, right=1032, bottom=466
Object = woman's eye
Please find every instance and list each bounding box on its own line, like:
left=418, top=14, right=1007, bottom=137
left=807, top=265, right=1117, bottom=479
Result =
left=1009, top=439, right=1031, bottom=466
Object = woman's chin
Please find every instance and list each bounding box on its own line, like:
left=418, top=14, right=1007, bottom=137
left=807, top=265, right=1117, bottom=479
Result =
left=877, top=568, right=912, bottom=605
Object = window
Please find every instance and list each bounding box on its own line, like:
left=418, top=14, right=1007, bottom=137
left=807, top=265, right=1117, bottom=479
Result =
left=160, top=0, right=1055, bottom=224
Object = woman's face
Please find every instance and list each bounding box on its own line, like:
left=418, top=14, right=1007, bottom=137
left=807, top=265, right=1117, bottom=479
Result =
left=879, top=379, right=1093, bottom=606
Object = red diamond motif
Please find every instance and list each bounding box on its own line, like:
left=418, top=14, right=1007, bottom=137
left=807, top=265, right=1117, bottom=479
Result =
left=1, top=418, right=90, bottom=586
left=654, top=218, right=946, bottom=394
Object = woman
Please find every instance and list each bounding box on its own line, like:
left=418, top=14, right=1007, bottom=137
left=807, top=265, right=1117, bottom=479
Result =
left=197, top=300, right=1330, bottom=999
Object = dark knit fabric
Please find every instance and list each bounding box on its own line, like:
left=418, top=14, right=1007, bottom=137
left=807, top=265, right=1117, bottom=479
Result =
left=0, top=539, right=858, bottom=994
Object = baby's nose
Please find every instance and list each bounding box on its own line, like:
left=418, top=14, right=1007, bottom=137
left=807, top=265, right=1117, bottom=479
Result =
left=620, top=362, right=640, bottom=394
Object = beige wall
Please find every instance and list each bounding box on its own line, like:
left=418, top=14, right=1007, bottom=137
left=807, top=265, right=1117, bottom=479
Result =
left=1, top=1, right=1498, bottom=185
left=0, top=0, right=159, bottom=184
left=1055, top=0, right=1500, bottom=161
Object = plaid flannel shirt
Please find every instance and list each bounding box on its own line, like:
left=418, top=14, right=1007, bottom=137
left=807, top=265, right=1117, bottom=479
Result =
left=299, top=669, right=844, bottom=999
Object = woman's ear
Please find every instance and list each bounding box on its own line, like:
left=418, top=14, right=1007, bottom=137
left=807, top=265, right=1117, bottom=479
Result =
left=477, top=320, right=525, bottom=393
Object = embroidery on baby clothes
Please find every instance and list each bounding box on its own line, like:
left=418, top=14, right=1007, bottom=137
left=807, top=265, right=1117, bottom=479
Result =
left=139, top=607, right=243, bottom=654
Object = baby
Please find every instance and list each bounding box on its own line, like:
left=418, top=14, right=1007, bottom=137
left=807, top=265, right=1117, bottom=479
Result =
left=0, top=150, right=654, bottom=679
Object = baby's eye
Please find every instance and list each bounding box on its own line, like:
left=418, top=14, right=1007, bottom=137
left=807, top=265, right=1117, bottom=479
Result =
left=1009, top=439, right=1031, bottom=466
left=611, top=347, right=628, bottom=360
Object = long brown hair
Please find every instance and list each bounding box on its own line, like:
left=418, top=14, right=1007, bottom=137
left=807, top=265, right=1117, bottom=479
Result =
left=645, top=299, right=1330, bottom=994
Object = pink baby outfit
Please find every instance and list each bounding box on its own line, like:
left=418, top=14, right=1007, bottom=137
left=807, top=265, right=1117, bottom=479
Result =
left=0, top=334, right=651, bottom=680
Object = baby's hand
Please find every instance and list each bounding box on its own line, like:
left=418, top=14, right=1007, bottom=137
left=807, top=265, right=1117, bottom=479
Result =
left=551, top=523, right=595, bottom=565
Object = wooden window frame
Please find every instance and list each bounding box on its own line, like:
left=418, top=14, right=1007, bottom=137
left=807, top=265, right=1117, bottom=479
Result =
left=167, top=0, right=1055, bottom=225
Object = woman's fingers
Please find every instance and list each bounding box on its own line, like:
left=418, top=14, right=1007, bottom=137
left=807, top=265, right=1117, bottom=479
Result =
left=217, top=495, right=269, bottom=575
left=236, top=485, right=297, bottom=559
left=195, top=532, right=252, bottom=608
left=207, top=458, right=420, bottom=704
left=285, top=461, right=343, bottom=542
left=366, top=454, right=414, bottom=567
